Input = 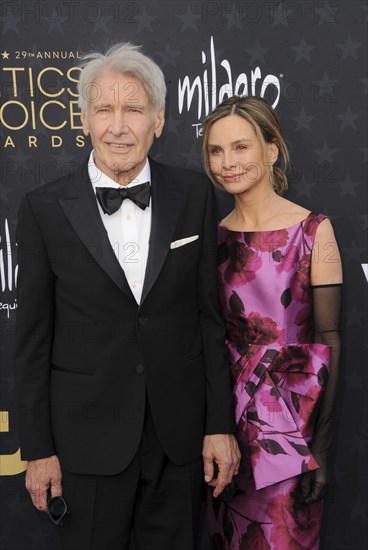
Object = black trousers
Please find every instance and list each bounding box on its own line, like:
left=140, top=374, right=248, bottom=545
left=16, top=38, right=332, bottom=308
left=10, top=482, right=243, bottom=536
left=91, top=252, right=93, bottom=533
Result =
left=57, top=407, right=204, bottom=550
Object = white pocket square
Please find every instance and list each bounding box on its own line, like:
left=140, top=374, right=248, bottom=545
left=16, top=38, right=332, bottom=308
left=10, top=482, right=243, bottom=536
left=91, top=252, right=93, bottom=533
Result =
left=170, top=235, right=199, bottom=249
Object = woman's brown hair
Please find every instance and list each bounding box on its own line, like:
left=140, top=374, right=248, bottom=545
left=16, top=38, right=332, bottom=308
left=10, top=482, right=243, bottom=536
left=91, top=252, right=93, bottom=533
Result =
left=202, top=95, right=290, bottom=195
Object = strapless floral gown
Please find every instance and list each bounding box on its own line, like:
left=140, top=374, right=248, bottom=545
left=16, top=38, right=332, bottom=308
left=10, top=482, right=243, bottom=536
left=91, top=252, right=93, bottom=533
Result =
left=208, top=213, right=330, bottom=550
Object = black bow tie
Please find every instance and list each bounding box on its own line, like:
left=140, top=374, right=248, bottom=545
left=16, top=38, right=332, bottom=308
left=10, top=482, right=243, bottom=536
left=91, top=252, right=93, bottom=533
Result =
left=95, top=182, right=150, bottom=215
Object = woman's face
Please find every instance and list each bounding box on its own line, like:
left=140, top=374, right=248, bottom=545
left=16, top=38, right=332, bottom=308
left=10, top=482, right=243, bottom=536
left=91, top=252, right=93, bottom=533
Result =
left=206, top=114, right=278, bottom=195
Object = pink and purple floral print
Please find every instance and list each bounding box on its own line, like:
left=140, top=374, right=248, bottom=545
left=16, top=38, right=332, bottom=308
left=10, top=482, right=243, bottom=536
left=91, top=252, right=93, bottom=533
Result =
left=208, top=213, right=330, bottom=550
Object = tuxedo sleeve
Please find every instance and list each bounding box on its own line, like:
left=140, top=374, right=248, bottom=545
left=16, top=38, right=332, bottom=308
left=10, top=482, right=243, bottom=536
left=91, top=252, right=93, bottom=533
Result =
left=14, top=195, right=56, bottom=460
left=198, top=178, right=236, bottom=435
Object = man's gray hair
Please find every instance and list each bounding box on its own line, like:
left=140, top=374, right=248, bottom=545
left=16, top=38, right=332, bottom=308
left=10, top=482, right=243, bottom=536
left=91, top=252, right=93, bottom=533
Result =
left=77, top=42, right=166, bottom=114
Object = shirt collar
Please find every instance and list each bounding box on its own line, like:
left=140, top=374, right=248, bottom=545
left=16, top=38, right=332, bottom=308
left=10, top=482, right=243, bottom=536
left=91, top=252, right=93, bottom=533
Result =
left=88, top=150, right=151, bottom=191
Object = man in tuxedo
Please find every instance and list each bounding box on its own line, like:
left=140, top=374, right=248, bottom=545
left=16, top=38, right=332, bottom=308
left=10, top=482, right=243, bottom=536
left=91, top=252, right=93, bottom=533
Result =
left=15, top=43, right=239, bottom=550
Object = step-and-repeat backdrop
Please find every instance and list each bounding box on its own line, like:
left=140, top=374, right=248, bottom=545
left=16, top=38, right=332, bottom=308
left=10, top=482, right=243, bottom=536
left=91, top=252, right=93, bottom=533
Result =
left=0, top=1, right=367, bottom=548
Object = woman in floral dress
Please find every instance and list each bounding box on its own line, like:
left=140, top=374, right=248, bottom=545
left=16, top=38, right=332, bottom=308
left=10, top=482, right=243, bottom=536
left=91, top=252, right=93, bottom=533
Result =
left=202, top=96, right=343, bottom=549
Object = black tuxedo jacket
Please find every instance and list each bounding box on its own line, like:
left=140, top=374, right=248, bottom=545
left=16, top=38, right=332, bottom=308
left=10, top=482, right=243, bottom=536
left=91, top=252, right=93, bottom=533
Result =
left=14, top=158, right=235, bottom=475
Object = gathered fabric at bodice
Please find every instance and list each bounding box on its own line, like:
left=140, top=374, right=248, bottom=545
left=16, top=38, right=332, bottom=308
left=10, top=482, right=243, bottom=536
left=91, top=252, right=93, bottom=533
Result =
left=218, top=212, right=327, bottom=353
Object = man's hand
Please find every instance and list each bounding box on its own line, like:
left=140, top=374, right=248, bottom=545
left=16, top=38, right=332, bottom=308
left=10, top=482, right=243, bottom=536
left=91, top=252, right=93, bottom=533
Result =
left=202, top=434, right=240, bottom=498
left=25, top=455, right=62, bottom=512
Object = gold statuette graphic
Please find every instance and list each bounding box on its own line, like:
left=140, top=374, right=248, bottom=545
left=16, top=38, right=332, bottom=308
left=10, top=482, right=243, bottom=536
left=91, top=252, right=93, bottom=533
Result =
left=0, top=411, right=27, bottom=475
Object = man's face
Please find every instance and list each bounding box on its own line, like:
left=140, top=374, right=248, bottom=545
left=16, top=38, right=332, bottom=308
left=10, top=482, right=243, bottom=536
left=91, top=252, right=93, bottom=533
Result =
left=81, top=70, right=165, bottom=185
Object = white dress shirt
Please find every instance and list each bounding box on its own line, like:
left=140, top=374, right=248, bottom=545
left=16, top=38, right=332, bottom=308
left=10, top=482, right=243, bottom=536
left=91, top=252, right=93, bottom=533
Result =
left=88, top=151, right=151, bottom=304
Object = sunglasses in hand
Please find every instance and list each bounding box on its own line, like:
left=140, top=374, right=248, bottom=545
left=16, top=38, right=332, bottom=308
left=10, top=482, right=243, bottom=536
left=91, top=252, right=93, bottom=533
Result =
left=47, top=490, right=69, bottom=527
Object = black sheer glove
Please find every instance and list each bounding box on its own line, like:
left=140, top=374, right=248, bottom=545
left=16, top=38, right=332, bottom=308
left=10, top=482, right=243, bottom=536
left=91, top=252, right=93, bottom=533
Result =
left=292, top=284, right=342, bottom=509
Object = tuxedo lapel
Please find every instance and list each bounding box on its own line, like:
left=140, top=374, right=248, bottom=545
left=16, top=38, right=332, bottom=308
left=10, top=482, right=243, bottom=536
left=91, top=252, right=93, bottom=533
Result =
left=140, top=160, right=184, bottom=305
left=58, top=161, right=135, bottom=301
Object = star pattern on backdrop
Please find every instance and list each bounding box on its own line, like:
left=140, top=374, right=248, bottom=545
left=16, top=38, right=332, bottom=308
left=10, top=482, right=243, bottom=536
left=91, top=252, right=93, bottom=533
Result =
left=47, top=8, right=68, bottom=33
left=157, top=43, right=180, bottom=67
left=92, top=16, right=113, bottom=33
left=224, top=12, right=245, bottom=31
left=217, top=3, right=247, bottom=31
left=1, top=14, right=21, bottom=33
left=245, top=39, right=269, bottom=64
left=177, top=6, right=201, bottom=31
left=291, top=37, right=316, bottom=63
left=335, top=105, right=360, bottom=130
left=165, top=117, right=183, bottom=137
left=336, top=34, right=363, bottom=60
left=269, top=3, right=292, bottom=28
left=181, top=142, right=202, bottom=170
left=9, top=147, right=33, bottom=167
left=345, top=367, right=366, bottom=392
left=347, top=305, right=366, bottom=328
left=341, top=241, right=365, bottom=263
left=51, top=147, right=77, bottom=167
left=293, top=174, right=318, bottom=200
left=136, top=7, right=156, bottom=32
left=336, top=174, right=360, bottom=198
left=1, top=51, right=10, bottom=59
left=314, top=72, right=340, bottom=100
left=292, top=107, right=315, bottom=131
left=313, top=141, right=338, bottom=163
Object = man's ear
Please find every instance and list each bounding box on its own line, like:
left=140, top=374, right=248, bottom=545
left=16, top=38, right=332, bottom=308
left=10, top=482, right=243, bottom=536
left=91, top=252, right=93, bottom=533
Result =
left=81, top=112, right=90, bottom=136
left=154, top=108, right=165, bottom=138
